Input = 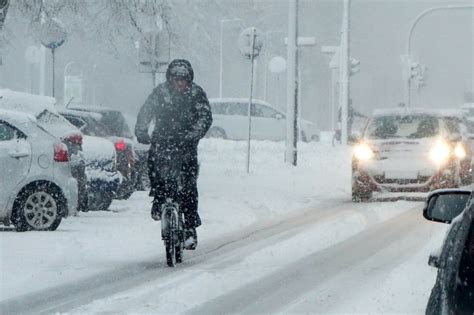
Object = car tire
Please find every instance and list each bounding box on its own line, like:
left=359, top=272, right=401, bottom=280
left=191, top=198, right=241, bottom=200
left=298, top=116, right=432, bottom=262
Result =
left=311, top=135, right=320, bottom=142
left=206, top=127, right=227, bottom=139
left=352, top=188, right=372, bottom=202
left=13, top=183, right=63, bottom=232
left=88, top=192, right=113, bottom=211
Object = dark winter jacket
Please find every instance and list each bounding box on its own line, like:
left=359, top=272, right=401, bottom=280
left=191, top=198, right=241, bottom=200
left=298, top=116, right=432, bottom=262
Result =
left=135, top=79, right=213, bottom=155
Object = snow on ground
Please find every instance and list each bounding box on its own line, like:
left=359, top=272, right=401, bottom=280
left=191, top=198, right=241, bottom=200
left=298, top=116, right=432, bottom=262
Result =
left=0, top=139, right=445, bottom=314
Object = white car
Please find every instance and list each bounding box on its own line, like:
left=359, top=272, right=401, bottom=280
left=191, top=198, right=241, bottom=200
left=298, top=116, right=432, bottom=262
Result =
left=0, top=109, right=78, bottom=231
left=352, top=108, right=470, bottom=201
left=207, top=98, right=320, bottom=142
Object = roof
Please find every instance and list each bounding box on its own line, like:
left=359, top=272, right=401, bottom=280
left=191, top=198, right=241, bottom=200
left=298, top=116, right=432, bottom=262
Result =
left=209, top=98, right=274, bottom=107
left=372, top=107, right=464, bottom=118
left=460, top=103, right=474, bottom=109
left=68, top=105, right=118, bottom=114
left=0, top=89, right=57, bottom=116
left=57, top=108, right=103, bottom=121
left=0, top=109, right=37, bottom=126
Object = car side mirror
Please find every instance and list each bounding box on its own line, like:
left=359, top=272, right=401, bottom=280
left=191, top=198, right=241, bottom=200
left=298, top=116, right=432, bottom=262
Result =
left=423, top=189, right=471, bottom=224
left=428, top=253, right=440, bottom=268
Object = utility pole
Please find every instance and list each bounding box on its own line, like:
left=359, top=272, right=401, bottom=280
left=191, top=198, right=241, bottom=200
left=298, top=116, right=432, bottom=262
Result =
left=339, top=0, right=351, bottom=145
left=285, top=0, right=298, bottom=166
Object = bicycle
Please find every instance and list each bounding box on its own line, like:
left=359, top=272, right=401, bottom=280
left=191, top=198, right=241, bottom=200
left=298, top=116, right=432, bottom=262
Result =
left=153, top=146, right=187, bottom=267
left=161, top=197, right=185, bottom=267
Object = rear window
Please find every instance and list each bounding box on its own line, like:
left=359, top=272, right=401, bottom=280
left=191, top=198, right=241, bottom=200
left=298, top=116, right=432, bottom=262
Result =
left=99, top=111, right=133, bottom=138
left=37, top=110, right=78, bottom=138
left=366, top=115, right=439, bottom=139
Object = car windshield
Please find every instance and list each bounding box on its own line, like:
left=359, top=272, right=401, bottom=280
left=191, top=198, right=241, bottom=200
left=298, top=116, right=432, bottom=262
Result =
left=36, top=110, right=78, bottom=138
left=98, top=111, right=133, bottom=138
left=365, top=115, right=439, bottom=139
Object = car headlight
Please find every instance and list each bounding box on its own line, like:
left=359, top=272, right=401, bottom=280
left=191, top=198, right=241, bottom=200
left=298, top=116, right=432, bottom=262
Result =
left=454, top=143, right=467, bottom=159
left=353, top=143, right=374, bottom=160
left=430, top=141, right=450, bottom=163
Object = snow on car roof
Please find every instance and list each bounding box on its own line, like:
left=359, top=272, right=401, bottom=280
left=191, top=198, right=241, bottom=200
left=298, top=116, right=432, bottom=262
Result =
left=0, top=89, right=57, bottom=116
left=0, top=109, right=37, bottom=126
left=57, top=108, right=103, bottom=121
left=460, top=103, right=474, bottom=109
left=372, top=107, right=463, bottom=118
left=69, top=105, right=118, bottom=113
left=209, top=98, right=274, bottom=107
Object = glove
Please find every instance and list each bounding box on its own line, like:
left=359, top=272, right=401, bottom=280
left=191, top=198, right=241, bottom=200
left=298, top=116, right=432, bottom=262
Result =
left=136, top=133, right=151, bottom=145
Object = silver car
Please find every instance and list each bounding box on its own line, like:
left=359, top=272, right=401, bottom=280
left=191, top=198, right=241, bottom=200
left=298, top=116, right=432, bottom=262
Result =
left=207, top=98, right=320, bottom=142
left=0, top=109, right=78, bottom=231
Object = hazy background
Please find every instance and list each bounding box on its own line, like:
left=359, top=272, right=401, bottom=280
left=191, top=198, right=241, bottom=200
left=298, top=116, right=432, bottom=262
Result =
left=0, top=0, right=472, bottom=130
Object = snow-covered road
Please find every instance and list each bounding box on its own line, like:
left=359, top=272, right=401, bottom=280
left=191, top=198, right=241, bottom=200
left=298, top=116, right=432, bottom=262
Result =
left=0, top=141, right=449, bottom=314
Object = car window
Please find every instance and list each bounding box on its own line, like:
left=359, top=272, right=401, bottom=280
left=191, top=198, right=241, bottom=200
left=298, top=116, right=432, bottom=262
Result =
left=0, top=121, right=16, bottom=141
left=443, top=117, right=461, bottom=134
left=227, top=103, right=247, bottom=116
left=99, top=111, right=133, bottom=138
left=366, top=115, right=439, bottom=139
left=63, top=115, right=86, bottom=129
left=210, top=103, right=228, bottom=115
left=255, top=104, right=283, bottom=119
left=36, top=110, right=79, bottom=137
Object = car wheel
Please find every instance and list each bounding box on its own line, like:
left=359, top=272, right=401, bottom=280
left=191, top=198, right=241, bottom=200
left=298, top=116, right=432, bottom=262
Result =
left=311, top=135, right=320, bottom=142
left=207, top=127, right=227, bottom=139
left=14, top=185, right=63, bottom=231
left=352, top=188, right=372, bottom=202
left=88, top=192, right=113, bottom=211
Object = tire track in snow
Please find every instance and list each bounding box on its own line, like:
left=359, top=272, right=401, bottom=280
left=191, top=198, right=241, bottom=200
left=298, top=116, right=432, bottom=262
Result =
left=0, top=200, right=412, bottom=315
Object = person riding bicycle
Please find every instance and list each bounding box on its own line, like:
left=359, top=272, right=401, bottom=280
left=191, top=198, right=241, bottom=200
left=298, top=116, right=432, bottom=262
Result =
left=135, top=59, right=213, bottom=250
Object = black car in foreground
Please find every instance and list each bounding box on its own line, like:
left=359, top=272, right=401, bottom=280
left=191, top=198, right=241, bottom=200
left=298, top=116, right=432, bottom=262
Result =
left=424, top=188, right=474, bottom=314
left=64, top=106, right=136, bottom=199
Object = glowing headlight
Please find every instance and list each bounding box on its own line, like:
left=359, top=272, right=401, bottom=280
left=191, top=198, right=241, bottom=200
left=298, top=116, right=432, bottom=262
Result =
left=354, top=143, right=374, bottom=160
left=454, top=143, right=467, bottom=159
left=430, top=142, right=450, bottom=163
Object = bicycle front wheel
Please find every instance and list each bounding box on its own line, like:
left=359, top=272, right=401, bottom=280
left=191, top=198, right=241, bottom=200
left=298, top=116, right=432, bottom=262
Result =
left=165, top=212, right=179, bottom=267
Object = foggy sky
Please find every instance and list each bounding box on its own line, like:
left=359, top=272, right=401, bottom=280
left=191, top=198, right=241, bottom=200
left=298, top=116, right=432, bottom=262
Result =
left=0, top=0, right=472, bottom=130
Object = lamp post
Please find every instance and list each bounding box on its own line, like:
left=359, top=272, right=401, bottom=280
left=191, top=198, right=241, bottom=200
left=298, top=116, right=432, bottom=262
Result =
left=404, top=5, right=474, bottom=108
left=219, top=18, right=241, bottom=98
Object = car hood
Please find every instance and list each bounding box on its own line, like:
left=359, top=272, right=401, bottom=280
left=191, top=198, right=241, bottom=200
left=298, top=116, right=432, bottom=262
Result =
left=364, top=137, right=439, bottom=159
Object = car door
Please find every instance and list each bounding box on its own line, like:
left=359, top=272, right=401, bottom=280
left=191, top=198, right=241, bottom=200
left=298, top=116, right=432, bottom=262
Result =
left=0, top=120, right=32, bottom=212
left=251, top=104, right=286, bottom=140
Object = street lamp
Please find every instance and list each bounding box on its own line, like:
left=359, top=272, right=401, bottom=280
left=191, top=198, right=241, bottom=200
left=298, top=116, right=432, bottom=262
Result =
left=404, top=5, right=474, bottom=108
left=219, top=18, right=242, bottom=98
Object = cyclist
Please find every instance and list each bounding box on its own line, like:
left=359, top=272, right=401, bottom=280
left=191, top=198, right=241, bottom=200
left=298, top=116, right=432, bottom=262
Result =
left=135, top=59, right=213, bottom=250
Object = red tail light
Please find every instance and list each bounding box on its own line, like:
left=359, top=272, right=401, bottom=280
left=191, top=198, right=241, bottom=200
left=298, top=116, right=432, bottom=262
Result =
left=115, top=139, right=126, bottom=151
left=64, top=133, right=83, bottom=145
left=54, top=142, right=69, bottom=162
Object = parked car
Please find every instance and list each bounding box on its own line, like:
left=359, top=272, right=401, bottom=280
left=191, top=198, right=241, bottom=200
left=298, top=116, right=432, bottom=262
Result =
left=65, top=106, right=136, bottom=199
left=0, top=89, right=88, bottom=211
left=58, top=109, right=123, bottom=210
left=0, top=109, right=78, bottom=231
left=82, top=135, right=122, bottom=210
left=352, top=108, right=470, bottom=201
left=207, top=98, right=320, bottom=142
left=423, top=188, right=474, bottom=314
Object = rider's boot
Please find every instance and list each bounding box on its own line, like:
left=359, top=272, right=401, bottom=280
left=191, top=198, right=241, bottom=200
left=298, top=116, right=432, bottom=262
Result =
left=151, top=200, right=162, bottom=221
left=184, top=228, right=197, bottom=250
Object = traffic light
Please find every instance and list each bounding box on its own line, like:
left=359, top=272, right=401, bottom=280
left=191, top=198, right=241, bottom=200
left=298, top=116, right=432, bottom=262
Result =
left=349, top=57, right=360, bottom=76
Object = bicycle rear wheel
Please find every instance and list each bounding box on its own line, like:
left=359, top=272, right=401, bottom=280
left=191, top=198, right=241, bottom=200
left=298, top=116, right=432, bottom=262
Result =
left=175, top=215, right=184, bottom=263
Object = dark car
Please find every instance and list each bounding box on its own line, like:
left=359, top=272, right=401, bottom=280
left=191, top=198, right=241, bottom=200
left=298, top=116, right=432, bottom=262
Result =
left=63, top=107, right=136, bottom=199
left=424, top=188, right=474, bottom=314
